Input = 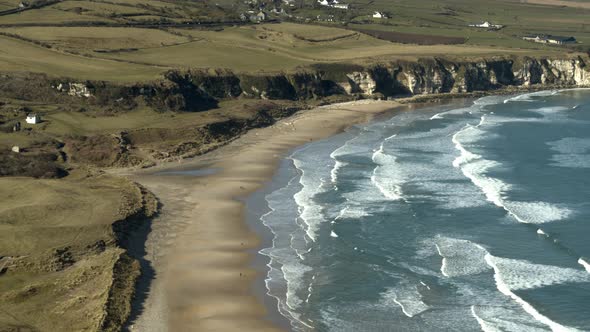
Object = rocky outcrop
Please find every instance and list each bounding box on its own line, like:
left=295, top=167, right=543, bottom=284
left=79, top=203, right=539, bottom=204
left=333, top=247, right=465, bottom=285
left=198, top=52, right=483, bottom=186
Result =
left=16, top=55, right=588, bottom=114
left=56, top=82, right=93, bottom=98
left=155, top=55, right=590, bottom=108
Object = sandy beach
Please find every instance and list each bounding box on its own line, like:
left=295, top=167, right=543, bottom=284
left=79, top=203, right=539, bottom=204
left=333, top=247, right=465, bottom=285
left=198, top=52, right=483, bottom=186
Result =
left=122, top=100, right=406, bottom=331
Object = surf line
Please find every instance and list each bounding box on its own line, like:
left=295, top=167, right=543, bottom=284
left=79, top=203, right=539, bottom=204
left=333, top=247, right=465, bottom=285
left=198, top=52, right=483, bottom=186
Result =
left=371, top=134, right=404, bottom=201
left=484, top=254, right=583, bottom=332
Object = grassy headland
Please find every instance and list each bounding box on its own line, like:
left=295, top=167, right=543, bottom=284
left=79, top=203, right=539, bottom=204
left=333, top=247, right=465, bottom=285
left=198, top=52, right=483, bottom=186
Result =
left=0, top=173, right=157, bottom=331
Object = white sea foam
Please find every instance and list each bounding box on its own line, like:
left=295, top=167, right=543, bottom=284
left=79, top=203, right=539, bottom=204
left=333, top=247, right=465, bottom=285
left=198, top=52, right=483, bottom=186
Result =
left=259, top=172, right=319, bottom=331
left=579, top=258, right=590, bottom=273
left=504, top=201, right=573, bottom=224
left=452, top=115, right=509, bottom=207
left=425, top=95, right=500, bottom=120
left=486, top=255, right=590, bottom=291
left=371, top=137, right=404, bottom=201
left=329, top=135, right=359, bottom=184
left=434, top=236, right=491, bottom=277
left=430, top=112, right=444, bottom=120
left=484, top=254, right=586, bottom=332
left=557, top=87, right=590, bottom=94
left=330, top=160, right=348, bottom=184
left=503, top=90, right=559, bottom=103
left=547, top=137, right=590, bottom=169
left=292, top=155, right=330, bottom=241
left=551, top=154, right=590, bottom=169
left=475, top=95, right=511, bottom=106
left=453, top=114, right=573, bottom=225
left=377, top=119, right=490, bottom=209
left=426, top=105, right=481, bottom=119
left=528, top=106, right=570, bottom=114
left=432, top=236, right=590, bottom=331
left=471, top=305, right=549, bottom=332
left=371, top=143, right=403, bottom=201
left=281, top=259, right=313, bottom=311
left=334, top=205, right=370, bottom=221
left=382, top=283, right=429, bottom=318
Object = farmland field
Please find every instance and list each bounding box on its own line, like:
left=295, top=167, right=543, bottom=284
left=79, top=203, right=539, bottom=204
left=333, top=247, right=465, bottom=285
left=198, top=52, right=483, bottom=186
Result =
left=0, top=0, right=585, bottom=79
left=0, top=22, right=568, bottom=79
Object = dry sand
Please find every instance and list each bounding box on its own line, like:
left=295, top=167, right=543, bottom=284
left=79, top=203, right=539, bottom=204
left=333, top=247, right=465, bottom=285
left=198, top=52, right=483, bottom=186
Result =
left=124, top=100, right=406, bottom=331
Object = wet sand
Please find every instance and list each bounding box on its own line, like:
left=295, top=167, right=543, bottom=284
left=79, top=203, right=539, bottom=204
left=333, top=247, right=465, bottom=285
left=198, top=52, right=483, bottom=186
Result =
left=124, top=100, right=405, bottom=331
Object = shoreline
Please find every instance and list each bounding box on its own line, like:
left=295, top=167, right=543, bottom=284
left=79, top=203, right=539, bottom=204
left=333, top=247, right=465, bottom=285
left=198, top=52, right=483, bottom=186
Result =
left=122, top=99, right=409, bottom=331
left=117, top=86, right=575, bottom=331
left=242, top=97, right=474, bottom=330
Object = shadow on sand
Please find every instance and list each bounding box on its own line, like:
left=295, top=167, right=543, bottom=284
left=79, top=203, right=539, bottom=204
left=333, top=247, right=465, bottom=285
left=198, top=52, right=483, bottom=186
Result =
left=121, top=201, right=162, bottom=331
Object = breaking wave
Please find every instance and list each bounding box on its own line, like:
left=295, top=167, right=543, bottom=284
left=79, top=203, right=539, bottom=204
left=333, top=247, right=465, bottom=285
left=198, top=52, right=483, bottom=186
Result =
left=436, top=236, right=589, bottom=331
left=452, top=114, right=574, bottom=225
left=382, top=282, right=430, bottom=318
left=371, top=134, right=404, bottom=201
left=256, top=89, right=590, bottom=331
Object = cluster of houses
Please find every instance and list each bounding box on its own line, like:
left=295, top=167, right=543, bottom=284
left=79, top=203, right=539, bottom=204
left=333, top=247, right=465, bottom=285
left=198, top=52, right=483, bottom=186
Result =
left=4, top=113, right=41, bottom=155
left=318, top=0, right=349, bottom=10
left=522, top=34, right=576, bottom=45
left=240, top=10, right=268, bottom=23
left=318, top=0, right=350, bottom=9
left=469, top=21, right=576, bottom=46
left=236, top=6, right=576, bottom=48
left=242, top=0, right=393, bottom=23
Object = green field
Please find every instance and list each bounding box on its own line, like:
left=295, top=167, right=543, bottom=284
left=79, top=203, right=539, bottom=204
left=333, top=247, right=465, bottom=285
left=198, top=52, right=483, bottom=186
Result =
left=0, top=22, right=568, bottom=80
left=338, top=0, right=590, bottom=48
left=0, top=34, right=163, bottom=81
left=0, top=0, right=584, bottom=80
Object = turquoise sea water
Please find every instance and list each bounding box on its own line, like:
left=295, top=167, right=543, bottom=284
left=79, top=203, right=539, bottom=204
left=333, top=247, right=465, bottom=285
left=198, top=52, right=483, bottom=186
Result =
left=257, top=89, right=590, bottom=331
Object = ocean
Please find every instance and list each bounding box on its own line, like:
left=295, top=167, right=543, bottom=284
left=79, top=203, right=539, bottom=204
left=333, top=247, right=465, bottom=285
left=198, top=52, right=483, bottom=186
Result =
left=253, top=89, right=590, bottom=331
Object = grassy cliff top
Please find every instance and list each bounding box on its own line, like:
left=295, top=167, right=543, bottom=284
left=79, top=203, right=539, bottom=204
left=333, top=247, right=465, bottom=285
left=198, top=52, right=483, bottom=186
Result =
left=0, top=0, right=586, bottom=82
left=0, top=174, right=156, bottom=331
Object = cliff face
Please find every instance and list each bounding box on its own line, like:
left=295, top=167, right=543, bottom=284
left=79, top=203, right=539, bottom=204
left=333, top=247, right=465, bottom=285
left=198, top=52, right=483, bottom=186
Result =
left=344, top=57, right=590, bottom=97
left=152, top=56, right=590, bottom=111
left=41, top=56, right=590, bottom=113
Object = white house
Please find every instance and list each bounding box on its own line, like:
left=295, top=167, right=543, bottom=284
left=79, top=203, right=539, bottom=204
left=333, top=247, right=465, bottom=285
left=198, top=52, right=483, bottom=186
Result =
left=373, top=11, right=388, bottom=19
left=25, top=113, right=41, bottom=124
left=522, top=34, right=576, bottom=45
left=318, top=0, right=349, bottom=9
left=469, top=21, right=503, bottom=30
left=248, top=11, right=267, bottom=23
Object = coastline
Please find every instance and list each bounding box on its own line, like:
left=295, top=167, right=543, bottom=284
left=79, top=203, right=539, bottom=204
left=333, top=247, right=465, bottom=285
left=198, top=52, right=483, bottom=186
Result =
left=122, top=99, right=409, bottom=331
left=115, top=87, right=589, bottom=331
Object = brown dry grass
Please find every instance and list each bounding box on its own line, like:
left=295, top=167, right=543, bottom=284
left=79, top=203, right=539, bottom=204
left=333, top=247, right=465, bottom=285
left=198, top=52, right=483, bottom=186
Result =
left=0, top=175, right=151, bottom=331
